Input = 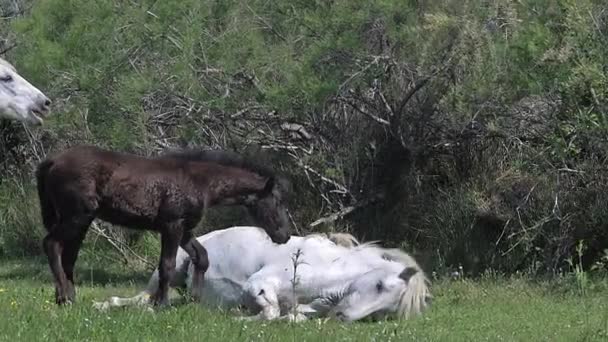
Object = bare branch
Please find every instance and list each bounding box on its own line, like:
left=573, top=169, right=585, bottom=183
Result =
left=309, top=193, right=384, bottom=228
left=90, top=222, right=155, bottom=269
left=280, top=123, right=313, bottom=140
left=339, top=96, right=390, bottom=125
left=0, top=43, right=17, bottom=55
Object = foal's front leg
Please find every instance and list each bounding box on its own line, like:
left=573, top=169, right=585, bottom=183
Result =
left=152, top=225, right=182, bottom=306
left=180, top=230, right=209, bottom=301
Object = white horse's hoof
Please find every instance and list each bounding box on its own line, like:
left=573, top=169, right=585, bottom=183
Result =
left=287, top=313, right=308, bottom=322
left=92, top=301, right=110, bottom=311
left=236, top=315, right=259, bottom=321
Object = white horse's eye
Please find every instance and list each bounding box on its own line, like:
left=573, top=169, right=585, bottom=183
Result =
left=376, top=281, right=383, bottom=292
left=0, top=75, right=13, bottom=82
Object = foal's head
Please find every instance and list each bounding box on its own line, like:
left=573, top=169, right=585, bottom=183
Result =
left=159, top=147, right=293, bottom=244
left=0, top=58, right=51, bottom=125
left=246, top=176, right=291, bottom=244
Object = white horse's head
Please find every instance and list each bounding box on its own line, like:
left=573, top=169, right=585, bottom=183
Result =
left=330, top=246, right=431, bottom=322
left=0, top=57, right=51, bottom=125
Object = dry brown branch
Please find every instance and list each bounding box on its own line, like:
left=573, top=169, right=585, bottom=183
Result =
left=338, top=55, right=389, bottom=92
left=339, top=96, right=390, bottom=125
left=280, top=123, right=312, bottom=140
left=309, top=193, right=384, bottom=227
left=288, top=153, right=350, bottom=195
left=0, top=43, right=17, bottom=55
left=90, top=222, right=155, bottom=269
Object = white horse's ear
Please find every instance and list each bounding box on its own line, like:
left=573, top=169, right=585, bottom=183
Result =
left=399, top=267, right=418, bottom=282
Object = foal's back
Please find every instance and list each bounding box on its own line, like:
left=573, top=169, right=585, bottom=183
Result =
left=41, top=145, right=201, bottom=228
left=47, top=145, right=178, bottom=178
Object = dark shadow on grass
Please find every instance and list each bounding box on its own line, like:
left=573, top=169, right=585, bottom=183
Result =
left=75, top=267, right=151, bottom=286
left=0, top=257, right=151, bottom=286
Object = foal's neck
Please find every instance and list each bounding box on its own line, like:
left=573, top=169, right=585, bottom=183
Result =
left=190, top=164, right=267, bottom=205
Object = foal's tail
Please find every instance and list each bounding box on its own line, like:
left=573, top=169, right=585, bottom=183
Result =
left=36, top=158, right=56, bottom=231
left=398, top=268, right=432, bottom=320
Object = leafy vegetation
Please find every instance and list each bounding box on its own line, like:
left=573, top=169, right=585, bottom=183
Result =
left=1, top=0, right=608, bottom=278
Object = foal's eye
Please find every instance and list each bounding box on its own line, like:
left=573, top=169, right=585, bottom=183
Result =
left=0, top=75, right=13, bottom=82
left=376, top=281, right=383, bottom=292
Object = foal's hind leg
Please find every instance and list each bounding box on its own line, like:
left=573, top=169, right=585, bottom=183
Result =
left=43, top=216, right=92, bottom=305
left=61, top=225, right=91, bottom=301
left=180, top=230, right=209, bottom=301
left=42, top=234, right=69, bottom=304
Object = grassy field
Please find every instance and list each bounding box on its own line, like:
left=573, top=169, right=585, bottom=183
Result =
left=0, top=258, right=606, bottom=342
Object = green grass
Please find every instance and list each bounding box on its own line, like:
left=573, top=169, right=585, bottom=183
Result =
left=0, top=258, right=606, bottom=342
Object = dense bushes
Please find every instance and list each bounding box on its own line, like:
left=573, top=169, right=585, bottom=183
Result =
left=1, top=0, right=607, bottom=276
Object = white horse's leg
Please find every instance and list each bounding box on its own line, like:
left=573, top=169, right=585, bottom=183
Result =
left=93, top=249, right=191, bottom=311
left=278, top=312, right=309, bottom=322
left=238, top=279, right=281, bottom=321
left=92, top=270, right=160, bottom=311
left=92, top=291, right=153, bottom=311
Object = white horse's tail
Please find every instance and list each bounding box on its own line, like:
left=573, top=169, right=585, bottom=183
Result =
left=398, top=269, right=431, bottom=319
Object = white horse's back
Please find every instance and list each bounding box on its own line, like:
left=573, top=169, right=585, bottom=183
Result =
left=191, top=226, right=277, bottom=307
left=190, top=226, right=349, bottom=307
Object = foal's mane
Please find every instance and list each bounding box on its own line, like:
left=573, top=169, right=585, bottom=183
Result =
left=159, top=148, right=276, bottom=179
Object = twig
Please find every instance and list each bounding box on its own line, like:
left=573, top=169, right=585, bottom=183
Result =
left=89, top=222, right=155, bottom=268
left=280, top=123, right=312, bottom=140
left=339, top=97, right=390, bottom=125
left=246, top=4, right=287, bottom=42
left=394, top=77, right=430, bottom=116
left=288, top=153, right=350, bottom=195
left=287, top=209, right=301, bottom=236
left=0, top=43, right=17, bottom=55
left=338, top=55, right=388, bottom=92
left=309, top=193, right=384, bottom=228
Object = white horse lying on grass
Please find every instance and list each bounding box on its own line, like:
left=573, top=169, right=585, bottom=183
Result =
left=0, top=57, right=51, bottom=125
left=94, top=226, right=431, bottom=322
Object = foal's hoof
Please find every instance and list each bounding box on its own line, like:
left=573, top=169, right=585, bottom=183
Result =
left=151, top=297, right=171, bottom=308
left=56, top=298, right=74, bottom=306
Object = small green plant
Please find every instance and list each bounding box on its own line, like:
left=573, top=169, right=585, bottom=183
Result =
left=565, top=240, right=589, bottom=296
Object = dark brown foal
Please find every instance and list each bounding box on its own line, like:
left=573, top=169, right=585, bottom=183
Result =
left=36, top=145, right=291, bottom=306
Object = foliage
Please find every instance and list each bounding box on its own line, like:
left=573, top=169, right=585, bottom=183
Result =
left=1, top=0, right=608, bottom=275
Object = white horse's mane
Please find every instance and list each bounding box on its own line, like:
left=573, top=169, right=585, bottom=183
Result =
left=304, top=231, right=360, bottom=248
left=336, top=239, right=431, bottom=319
left=293, top=231, right=430, bottom=318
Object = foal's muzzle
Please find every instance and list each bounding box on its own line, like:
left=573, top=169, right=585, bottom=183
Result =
left=269, top=230, right=290, bottom=244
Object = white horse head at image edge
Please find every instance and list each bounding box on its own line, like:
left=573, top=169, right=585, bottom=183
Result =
left=0, top=57, right=51, bottom=125
left=94, top=226, right=431, bottom=323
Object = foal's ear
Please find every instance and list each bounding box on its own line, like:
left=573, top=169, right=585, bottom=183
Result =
left=399, top=267, right=418, bottom=282
left=260, top=176, right=275, bottom=196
